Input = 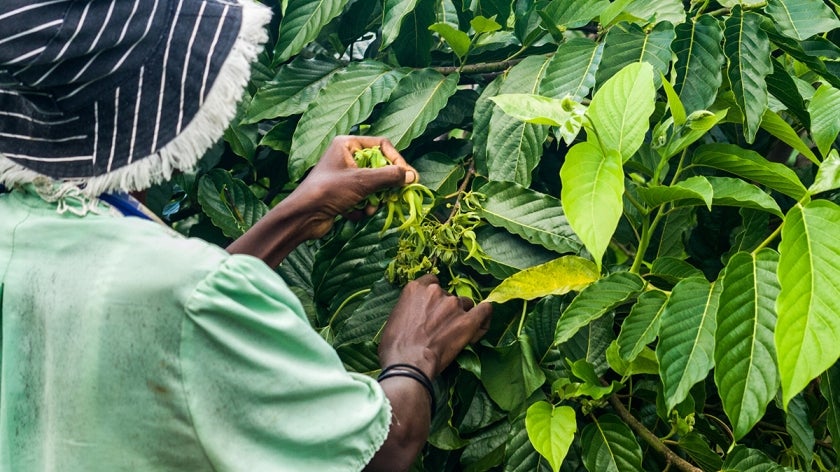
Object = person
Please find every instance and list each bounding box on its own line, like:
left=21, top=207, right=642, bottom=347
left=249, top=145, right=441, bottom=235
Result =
left=0, top=1, right=492, bottom=471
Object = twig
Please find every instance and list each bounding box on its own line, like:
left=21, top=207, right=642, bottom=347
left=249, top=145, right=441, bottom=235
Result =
left=434, top=58, right=526, bottom=76
left=608, top=394, right=704, bottom=472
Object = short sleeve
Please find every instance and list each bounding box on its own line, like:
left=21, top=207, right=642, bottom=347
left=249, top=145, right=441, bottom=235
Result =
left=182, top=255, right=391, bottom=472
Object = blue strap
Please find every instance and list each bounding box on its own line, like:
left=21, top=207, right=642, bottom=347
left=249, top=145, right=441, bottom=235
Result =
left=99, top=192, right=153, bottom=221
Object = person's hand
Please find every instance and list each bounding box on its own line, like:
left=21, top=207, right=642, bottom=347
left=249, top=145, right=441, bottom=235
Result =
left=378, top=274, right=493, bottom=379
left=293, top=135, right=417, bottom=240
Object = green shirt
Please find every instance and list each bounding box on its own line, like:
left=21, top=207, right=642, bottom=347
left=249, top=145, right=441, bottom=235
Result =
left=0, top=187, right=390, bottom=471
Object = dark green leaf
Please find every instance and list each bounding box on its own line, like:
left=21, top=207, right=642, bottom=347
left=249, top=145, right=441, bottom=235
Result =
left=617, top=290, right=668, bottom=361
left=481, top=338, right=546, bottom=412
left=596, top=22, right=675, bottom=88
left=541, top=39, right=604, bottom=101
left=785, top=394, right=815, bottom=465
left=581, top=414, right=644, bottom=472
left=197, top=170, right=269, bottom=239
left=245, top=56, right=342, bottom=123
left=333, top=279, right=400, bottom=346
left=678, top=432, right=723, bottom=472
left=382, top=0, right=421, bottom=49
left=275, top=0, right=351, bottom=63
left=765, top=0, right=840, bottom=41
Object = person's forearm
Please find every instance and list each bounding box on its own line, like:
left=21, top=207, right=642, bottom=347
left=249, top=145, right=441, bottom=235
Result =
left=365, top=377, right=432, bottom=472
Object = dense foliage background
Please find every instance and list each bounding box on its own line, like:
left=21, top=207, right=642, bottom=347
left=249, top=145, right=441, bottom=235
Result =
left=148, top=0, right=840, bottom=470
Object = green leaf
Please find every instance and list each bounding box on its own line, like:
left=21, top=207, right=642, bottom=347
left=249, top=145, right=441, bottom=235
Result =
left=657, top=278, right=721, bottom=412
left=477, top=180, right=583, bottom=254
left=274, top=0, right=350, bottom=63
left=659, top=109, right=728, bottom=160
left=486, top=55, right=554, bottom=185
left=624, top=0, right=686, bottom=26
left=723, top=6, right=772, bottom=143
left=595, top=22, right=675, bottom=89
left=429, top=22, right=470, bottom=58
left=539, top=0, right=609, bottom=31
left=810, top=150, right=840, bottom=195
left=765, top=0, right=840, bottom=41
left=702, top=176, right=783, bottom=217
left=785, top=394, right=815, bottom=464
left=762, top=20, right=840, bottom=90
left=722, top=445, right=792, bottom=472
left=637, top=176, right=714, bottom=210
left=332, top=279, right=400, bottom=346
left=649, top=257, right=705, bottom=283
left=369, top=70, right=459, bottom=150
left=381, top=0, right=420, bottom=49
left=506, top=411, right=556, bottom=472
left=693, top=143, right=809, bottom=200
left=481, top=338, right=546, bottom=411
left=616, top=290, right=668, bottom=361
left=471, top=15, right=502, bottom=33
left=485, top=256, right=600, bottom=303
left=245, top=56, right=342, bottom=123
left=568, top=359, right=623, bottom=399
left=288, top=61, right=402, bottom=180
left=673, top=15, right=725, bottom=114
left=678, top=432, right=724, bottom=472
left=525, top=402, right=577, bottom=472
left=759, top=109, right=819, bottom=164
left=472, top=76, right=504, bottom=175
left=606, top=342, right=659, bottom=377
left=559, top=314, right=615, bottom=376
left=660, top=73, right=687, bottom=126
left=776, top=200, right=840, bottom=408
left=490, top=94, right=577, bottom=126
left=554, top=272, right=645, bottom=346
left=714, top=250, right=780, bottom=440
left=411, top=153, right=465, bottom=194
left=391, top=1, right=435, bottom=67
left=581, top=414, right=644, bottom=472
left=588, top=61, right=656, bottom=163
left=469, top=226, right=558, bottom=280
left=560, top=142, right=625, bottom=271
left=766, top=58, right=810, bottom=128
left=541, top=38, right=605, bottom=102
left=820, top=361, right=840, bottom=463
left=197, top=170, right=269, bottom=239
left=808, top=84, right=840, bottom=159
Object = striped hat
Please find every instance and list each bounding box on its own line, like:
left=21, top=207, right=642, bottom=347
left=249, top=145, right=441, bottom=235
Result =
left=0, top=0, right=271, bottom=196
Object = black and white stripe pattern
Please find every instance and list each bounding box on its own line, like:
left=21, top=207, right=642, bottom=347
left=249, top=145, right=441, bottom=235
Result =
left=0, top=0, right=256, bottom=184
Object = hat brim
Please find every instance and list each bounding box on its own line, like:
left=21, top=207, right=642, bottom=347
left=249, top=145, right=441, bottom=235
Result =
left=0, top=0, right=271, bottom=196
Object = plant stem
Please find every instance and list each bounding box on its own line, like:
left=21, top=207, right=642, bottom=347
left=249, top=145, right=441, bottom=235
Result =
left=328, top=288, right=371, bottom=327
left=516, top=300, right=528, bottom=338
left=434, top=58, right=525, bottom=76
left=608, top=394, right=704, bottom=472
left=752, top=224, right=783, bottom=253
left=444, top=160, right=476, bottom=224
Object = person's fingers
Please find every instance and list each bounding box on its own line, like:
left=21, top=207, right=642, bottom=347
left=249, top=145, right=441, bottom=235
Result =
left=412, top=273, right=440, bottom=287
left=458, top=296, right=475, bottom=310
left=377, top=138, right=418, bottom=184
left=361, top=165, right=406, bottom=191
left=466, top=302, right=493, bottom=343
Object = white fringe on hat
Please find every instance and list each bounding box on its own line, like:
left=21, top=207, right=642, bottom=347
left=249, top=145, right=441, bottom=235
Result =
left=0, top=1, right=271, bottom=199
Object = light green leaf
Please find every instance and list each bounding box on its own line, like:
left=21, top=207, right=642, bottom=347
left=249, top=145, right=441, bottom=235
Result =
left=568, top=359, right=623, bottom=399
left=245, top=56, right=342, bottom=123
left=596, top=22, right=675, bottom=89
left=554, top=272, right=645, bottom=346
left=660, top=73, right=687, bottom=126
left=659, top=109, right=728, bottom=159
left=471, top=15, right=502, bottom=33
left=693, top=143, right=809, bottom=200
left=197, top=170, right=269, bottom=239
left=560, top=142, right=625, bottom=270
left=525, top=402, right=576, bottom=472
left=607, top=342, right=659, bottom=377
left=808, top=84, right=840, bottom=159
left=539, top=0, right=609, bottom=31
left=673, top=15, right=725, bottom=114
left=485, top=256, right=600, bottom=304
left=724, top=6, right=772, bottom=143
left=625, top=0, right=686, bottom=26
left=288, top=61, right=402, bottom=180
left=486, top=55, right=554, bottom=185
left=702, top=176, right=783, bottom=217
left=657, top=278, right=721, bottom=412
left=617, top=290, right=668, bottom=361
left=429, top=22, right=470, bottom=58
left=714, top=250, right=780, bottom=441
left=637, top=176, right=714, bottom=210
left=274, top=0, right=350, bottom=63
left=810, top=150, right=840, bottom=195
left=588, top=62, right=656, bottom=163
left=381, top=0, right=420, bottom=49
left=490, top=94, right=577, bottom=126
left=581, top=414, right=644, bottom=472
left=369, top=70, right=459, bottom=150
left=765, top=0, right=840, bottom=41
left=760, top=109, right=819, bottom=164
left=541, top=38, right=605, bottom=102
left=477, top=180, right=583, bottom=254
left=776, top=200, right=840, bottom=408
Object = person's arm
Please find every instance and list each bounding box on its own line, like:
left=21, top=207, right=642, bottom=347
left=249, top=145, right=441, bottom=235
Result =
left=366, top=275, right=493, bottom=471
left=226, top=136, right=415, bottom=267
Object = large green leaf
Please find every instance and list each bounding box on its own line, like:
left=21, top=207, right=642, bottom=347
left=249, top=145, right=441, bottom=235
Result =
left=784, top=394, right=815, bottom=464
left=765, top=0, right=840, bottom=41
left=369, top=70, right=459, bottom=150
left=477, top=180, right=582, bottom=254
left=637, top=176, right=714, bottom=210
left=541, top=38, right=605, bottom=101
left=486, top=55, right=553, bottom=185
left=762, top=20, right=840, bottom=89
left=525, top=402, right=577, bottom=472
left=595, top=22, right=675, bottom=89
left=332, top=279, right=400, bottom=346
left=588, top=61, right=656, bottom=163
left=616, top=290, right=668, bottom=361
left=693, top=143, right=809, bottom=200
left=381, top=0, right=420, bottom=49
left=391, top=1, right=435, bottom=67
left=485, top=256, right=600, bottom=303
left=624, top=0, right=686, bottom=26
left=472, top=76, right=504, bottom=175
left=723, top=6, right=772, bottom=143
left=657, top=277, right=721, bottom=412
left=722, top=446, right=793, bottom=472
left=776, top=200, right=840, bottom=408
left=274, top=0, right=350, bottom=63
left=766, top=58, right=810, bottom=128
left=580, top=414, right=644, bottom=472
left=469, top=227, right=557, bottom=280
left=760, top=109, right=819, bottom=164
left=245, top=56, right=342, bottom=123
left=820, top=362, right=840, bottom=463
left=808, top=84, right=840, bottom=159
left=714, top=250, right=780, bottom=441
left=699, top=176, right=784, bottom=217
left=539, top=0, right=608, bottom=31
left=288, top=61, right=402, bottom=180
left=197, top=170, right=269, bottom=239
left=554, top=272, right=645, bottom=345
left=560, top=142, right=624, bottom=270
left=481, top=337, right=546, bottom=412
left=810, top=150, right=840, bottom=195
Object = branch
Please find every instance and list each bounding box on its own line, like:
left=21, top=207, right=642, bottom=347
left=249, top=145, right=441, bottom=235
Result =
left=608, top=394, right=703, bottom=472
left=433, top=58, right=525, bottom=76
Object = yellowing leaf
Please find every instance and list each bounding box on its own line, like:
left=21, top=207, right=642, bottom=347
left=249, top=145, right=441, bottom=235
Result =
left=485, top=256, right=599, bottom=303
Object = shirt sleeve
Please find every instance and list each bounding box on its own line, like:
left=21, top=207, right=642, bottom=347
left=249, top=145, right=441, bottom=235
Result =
left=181, top=255, right=391, bottom=472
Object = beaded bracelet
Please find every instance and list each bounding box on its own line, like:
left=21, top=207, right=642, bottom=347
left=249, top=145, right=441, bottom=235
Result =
left=377, top=364, right=436, bottom=417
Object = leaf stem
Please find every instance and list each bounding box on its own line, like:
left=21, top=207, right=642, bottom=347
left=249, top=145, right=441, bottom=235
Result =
left=608, top=394, right=704, bottom=472
left=328, top=288, right=372, bottom=327
left=516, top=300, right=528, bottom=338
